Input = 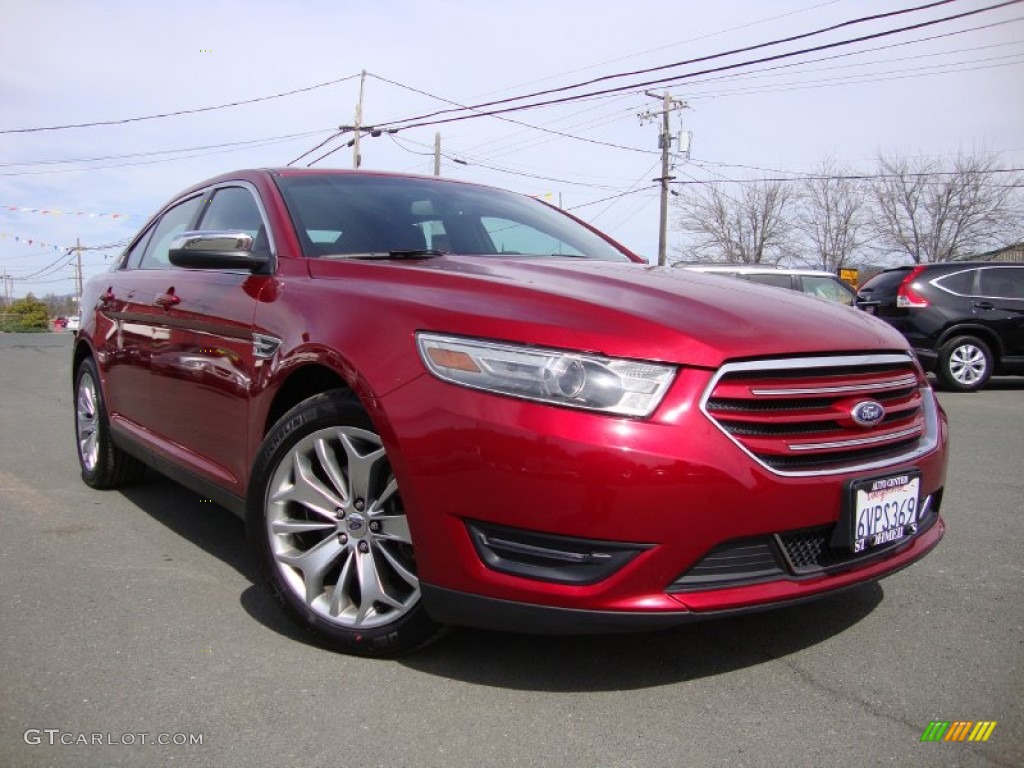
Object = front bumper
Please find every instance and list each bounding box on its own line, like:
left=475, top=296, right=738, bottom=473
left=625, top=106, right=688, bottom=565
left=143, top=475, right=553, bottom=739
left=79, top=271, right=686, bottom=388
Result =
left=422, top=515, right=944, bottom=633
left=376, top=365, right=949, bottom=630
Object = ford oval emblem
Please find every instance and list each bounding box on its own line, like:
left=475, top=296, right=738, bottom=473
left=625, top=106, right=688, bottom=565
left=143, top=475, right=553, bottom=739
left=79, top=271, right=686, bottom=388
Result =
left=851, top=400, right=885, bottom=427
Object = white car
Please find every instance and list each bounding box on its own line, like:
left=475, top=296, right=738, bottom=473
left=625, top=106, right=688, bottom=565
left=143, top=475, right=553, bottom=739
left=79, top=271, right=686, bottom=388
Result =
left=65, top=315, right=81, bottom=332
left=679, top=265, right=857, bottom=305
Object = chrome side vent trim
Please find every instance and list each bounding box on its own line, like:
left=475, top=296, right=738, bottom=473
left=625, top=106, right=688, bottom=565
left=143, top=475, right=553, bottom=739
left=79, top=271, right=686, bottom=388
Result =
left=252, top=333, right=281, bottom=359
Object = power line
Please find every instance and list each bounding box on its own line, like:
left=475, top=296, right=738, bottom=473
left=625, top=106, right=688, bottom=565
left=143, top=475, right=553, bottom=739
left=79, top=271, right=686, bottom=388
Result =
left=0, top=74, right=361, bottom=134
left=378, top=0, right=968, bottom=128
left=671, top=167, right=1024, bottom=185
left=368, top=73, right=656, bottom=155
left=0, top=128, right=334, bottom=169
left=378, top=1, right=1021, bottom=132
left=672, top=17, right=1024, bottom=92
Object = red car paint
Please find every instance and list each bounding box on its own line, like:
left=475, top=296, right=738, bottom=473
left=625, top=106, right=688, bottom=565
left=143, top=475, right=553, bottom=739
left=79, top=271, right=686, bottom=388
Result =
left=76, top=169, right=947, bottom=635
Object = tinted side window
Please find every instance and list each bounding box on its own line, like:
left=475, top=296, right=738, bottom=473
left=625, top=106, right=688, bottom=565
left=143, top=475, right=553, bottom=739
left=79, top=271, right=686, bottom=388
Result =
left=932, top=269, right=975, bottom=296
left=199, top=186, right=270, bottom=256
left=123, top=227, right=154, bottom=270
left=743, top=273, right=792, bottom=289
left=978, top=267, right=1024, bottom=299
left=138, top=196, right=204, bottom=270
left=199, top=187, right=263, bottom=237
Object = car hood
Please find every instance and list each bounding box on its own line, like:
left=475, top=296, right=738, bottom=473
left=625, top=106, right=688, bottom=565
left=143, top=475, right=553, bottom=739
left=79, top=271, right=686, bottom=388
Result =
left=307, top=256, right=911, bottom=368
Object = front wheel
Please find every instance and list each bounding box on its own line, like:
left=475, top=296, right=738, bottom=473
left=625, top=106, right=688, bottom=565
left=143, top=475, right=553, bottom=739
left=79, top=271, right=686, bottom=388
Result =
left=248, top=391, right=442, bottom=656
left=936, top=335, right=992, bottom=392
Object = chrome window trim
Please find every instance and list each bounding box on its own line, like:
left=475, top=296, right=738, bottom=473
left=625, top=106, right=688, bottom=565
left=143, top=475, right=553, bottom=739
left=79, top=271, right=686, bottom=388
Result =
left=700, top=353, right=941, bottom=478
left=932, top=265, right=1024, bottom=300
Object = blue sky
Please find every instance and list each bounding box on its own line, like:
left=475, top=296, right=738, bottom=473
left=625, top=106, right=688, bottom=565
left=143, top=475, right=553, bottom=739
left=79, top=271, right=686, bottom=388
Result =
left=2, top=0, right=1022, bottom=298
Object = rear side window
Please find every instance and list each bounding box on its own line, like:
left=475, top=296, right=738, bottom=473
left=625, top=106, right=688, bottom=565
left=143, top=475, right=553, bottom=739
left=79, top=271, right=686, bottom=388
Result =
left=138, top=196, right=204, bottom=270
left=122, top=227, right=154, bottom=270
left=742, top=273, right=792, bottom=289
left=932, top=269, right=976, bottom=296
left=978, top=267, right=1024, bottom=299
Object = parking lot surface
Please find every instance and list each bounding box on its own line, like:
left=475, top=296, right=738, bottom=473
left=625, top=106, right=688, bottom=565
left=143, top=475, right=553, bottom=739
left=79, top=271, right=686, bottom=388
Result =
left=1, top=332, right=1021, bottom=767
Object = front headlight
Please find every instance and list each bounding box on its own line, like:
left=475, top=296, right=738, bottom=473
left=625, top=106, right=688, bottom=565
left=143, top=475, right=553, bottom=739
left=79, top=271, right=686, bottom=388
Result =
left=416, top=333, right=676, bottom=417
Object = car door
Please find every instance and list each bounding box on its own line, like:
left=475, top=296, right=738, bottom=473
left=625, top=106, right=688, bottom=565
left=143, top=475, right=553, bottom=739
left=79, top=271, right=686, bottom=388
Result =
left=131, top=184, right=272, bottom=494
left=100, top=196, right=208, bottom=435
left=974, top=266, right=1024, bottom=360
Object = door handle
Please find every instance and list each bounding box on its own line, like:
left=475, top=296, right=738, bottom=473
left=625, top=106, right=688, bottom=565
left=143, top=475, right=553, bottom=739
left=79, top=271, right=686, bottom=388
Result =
left=973, top=301, right=995, bottom=310
left=155, top=291, right=180, bottom=309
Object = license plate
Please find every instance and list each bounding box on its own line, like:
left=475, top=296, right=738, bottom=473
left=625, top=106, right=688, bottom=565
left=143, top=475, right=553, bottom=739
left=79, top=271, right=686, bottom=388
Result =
left=850, top=472, right=920, bottom=553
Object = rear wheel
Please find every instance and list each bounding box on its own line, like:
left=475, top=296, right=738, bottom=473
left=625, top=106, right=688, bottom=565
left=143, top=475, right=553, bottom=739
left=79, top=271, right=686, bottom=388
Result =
left=936, top=335, right=992, bottom=392
left=74, top=357, right=146, bottom=488
left=248, top=391, right=442, bottom=656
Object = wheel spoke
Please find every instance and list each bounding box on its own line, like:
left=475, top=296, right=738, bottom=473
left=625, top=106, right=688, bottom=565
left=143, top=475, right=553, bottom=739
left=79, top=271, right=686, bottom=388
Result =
left=328, top=551, right=356, bottom=618
left=271, top=518, right=335, bottom=535
left=339, top=432, right=386, bottom=503
left=353, top=548, right=404, bottom=626
left=277, top=536, right=345, bottom=605
left=270, top=452, right=343, bottom=519
left=376, top=542, right=419, bottom=588
left=314, top=437, right=349, bottom=502
left=371, top=513, right=411, bottom=544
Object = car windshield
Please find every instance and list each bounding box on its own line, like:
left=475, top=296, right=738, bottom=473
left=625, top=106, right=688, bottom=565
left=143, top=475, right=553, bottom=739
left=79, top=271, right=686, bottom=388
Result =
left=274, top=174, right=631, bottom=262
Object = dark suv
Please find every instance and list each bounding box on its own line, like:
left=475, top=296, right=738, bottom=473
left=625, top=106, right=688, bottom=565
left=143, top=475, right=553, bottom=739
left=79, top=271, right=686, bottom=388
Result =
left=856, top=262, right=1024, bottom=391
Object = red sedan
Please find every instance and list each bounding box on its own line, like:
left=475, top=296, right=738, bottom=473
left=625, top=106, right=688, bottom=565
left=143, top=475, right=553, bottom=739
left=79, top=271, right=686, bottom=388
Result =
left=73, top=170, right=947, bottom=655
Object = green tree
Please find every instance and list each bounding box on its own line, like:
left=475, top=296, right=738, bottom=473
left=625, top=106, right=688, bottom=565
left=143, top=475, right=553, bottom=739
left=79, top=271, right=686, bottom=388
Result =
left=5, top=293, right=50, bottom=332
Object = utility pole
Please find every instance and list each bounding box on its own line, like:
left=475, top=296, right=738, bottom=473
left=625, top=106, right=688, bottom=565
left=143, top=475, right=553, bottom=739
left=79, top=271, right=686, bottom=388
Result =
left=75, top=239, right=83, bottom=310
left=352, top=69, right=366, bottom=169
left=433, top=132, right=441, bottom=176
left=639, top=91, right=688, bottom=266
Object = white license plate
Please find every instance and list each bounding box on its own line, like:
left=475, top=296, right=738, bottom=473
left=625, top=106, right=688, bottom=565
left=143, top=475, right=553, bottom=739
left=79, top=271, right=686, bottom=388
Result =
left=851, top=473, right=920, bottom=553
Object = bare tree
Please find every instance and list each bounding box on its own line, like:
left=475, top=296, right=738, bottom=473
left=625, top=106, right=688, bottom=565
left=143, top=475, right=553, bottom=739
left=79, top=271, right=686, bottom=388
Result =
left=674, top=180, right=794, bottom=264
left=869, top=149, right=1022, bottom=263
left=796, top=158, right=867, bottom=271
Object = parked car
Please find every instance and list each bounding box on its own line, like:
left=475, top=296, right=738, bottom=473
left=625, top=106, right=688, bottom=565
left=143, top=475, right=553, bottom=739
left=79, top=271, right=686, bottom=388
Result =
left=856, top=262, right=1024, bottom=391
left=65, top=315, right=80, bottom=332
left=679, top=264, right=857, bottom=305
left=72, top=169, right=948, bottom=656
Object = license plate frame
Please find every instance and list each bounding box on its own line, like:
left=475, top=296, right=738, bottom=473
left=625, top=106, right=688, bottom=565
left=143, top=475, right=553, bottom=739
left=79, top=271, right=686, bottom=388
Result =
left=840, top=470, right=921, bottom=553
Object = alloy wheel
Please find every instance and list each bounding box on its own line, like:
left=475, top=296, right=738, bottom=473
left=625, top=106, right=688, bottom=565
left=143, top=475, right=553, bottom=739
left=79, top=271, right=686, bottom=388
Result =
left=265, top=426, right=419, bottom=629
left=948, top=343, right=987, bottom=387
left=76, top=371, right=100, bottom=473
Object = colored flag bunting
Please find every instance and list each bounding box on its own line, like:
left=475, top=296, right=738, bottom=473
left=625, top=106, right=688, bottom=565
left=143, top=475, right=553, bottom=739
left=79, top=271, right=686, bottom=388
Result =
left=2, top=205, right=137, bottom=220
left=0, top=232, right=68, bottom=252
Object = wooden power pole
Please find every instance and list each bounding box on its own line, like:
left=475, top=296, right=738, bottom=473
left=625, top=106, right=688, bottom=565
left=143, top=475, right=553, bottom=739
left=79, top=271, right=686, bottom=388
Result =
left=352, top=70, right=366, bottom=169
left=433, top=133, right=441, bottom=176
left=639, top=91, right=687, bottom=266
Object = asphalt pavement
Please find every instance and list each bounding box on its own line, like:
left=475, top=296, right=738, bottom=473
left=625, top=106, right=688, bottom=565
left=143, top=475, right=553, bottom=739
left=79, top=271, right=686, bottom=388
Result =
left=1, top=332, right=1021, bottom=768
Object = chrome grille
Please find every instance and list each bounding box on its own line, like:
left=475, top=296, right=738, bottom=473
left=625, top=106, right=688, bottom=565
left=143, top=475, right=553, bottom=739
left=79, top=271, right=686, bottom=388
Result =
left=701, top=354, right=939, bottom=476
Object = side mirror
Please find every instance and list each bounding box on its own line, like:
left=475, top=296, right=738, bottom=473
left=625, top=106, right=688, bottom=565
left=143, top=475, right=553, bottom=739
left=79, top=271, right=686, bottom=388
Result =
left=168, top=231, right=271, bottom=272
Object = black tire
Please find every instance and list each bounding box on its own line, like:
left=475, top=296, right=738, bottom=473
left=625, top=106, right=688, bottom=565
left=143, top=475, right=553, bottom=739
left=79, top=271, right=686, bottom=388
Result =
left=74, top=357, right=147, bottom=488
left=935, top=335, right=993, bottom=392
left=247, top=390, right=443, bottom=657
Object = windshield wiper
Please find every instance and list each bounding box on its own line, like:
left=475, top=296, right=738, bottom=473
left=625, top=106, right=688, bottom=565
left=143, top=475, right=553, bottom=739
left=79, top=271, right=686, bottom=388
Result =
left=338, top=249, right=445, bottom=260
